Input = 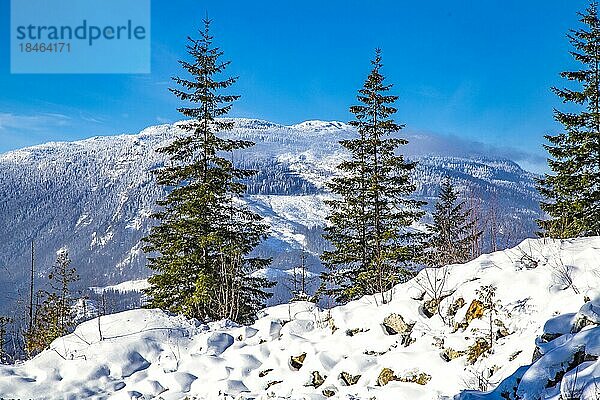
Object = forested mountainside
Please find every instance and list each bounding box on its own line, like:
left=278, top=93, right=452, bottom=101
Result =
left=0, top=119, right=542, bottom=314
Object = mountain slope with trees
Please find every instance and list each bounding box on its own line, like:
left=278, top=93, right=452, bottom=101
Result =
left=0, top=120, right=543, bottom=317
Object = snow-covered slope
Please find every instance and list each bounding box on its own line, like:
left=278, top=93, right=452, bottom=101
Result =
left=1, top=237, right=598, bottom=400
left=0, top=119, right=542, bottom=315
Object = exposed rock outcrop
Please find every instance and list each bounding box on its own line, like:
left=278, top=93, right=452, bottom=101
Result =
left=377, top=368, right=396, bottom=386
left=382, top=313, right=415, bottom=346
left=441, top=348, right=465, bottom=362
left=340, top=371, right=361, bottom=386
left=289, top=353, right=306, bottom=370
left=307, top=371, right=326, bottom=388
left=397, top=371, right=432, bottom=385
left=465, top=299, right=485, bottom=324
left=467, top=338, right=491, bottom=364
left=447, top=297, right=466, bottom=318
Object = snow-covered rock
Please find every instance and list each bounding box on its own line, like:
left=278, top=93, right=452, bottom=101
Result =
left=1, top=237, right=599, bottom=399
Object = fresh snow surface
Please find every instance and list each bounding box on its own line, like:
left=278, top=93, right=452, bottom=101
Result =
left=3, top=237, right=600, bottom=400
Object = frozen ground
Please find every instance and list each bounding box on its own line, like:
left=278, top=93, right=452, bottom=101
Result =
left=1, top=237, right=599, bottom=399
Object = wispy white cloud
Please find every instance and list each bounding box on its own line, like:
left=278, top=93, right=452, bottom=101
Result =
left=403, top=130, right=548, bottom=174
left=78, top=113, right=105, bottom=125
left=0, top=112, right=72, bottom=132
left=0, top=112, right=79, bottom=153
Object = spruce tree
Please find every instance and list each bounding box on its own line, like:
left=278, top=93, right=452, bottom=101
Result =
left=25, top=249, right=79, bottom=357
left=537, top=1, right=600, bottom=237
left=143, top=19, right=273, bottom=323
left=48, top=250, right=79, bottom=334
left=322, top=49, right=425, bottom=304
left=425, top=178, right=482, bottom=267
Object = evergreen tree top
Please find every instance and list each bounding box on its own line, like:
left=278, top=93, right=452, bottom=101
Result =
left=169, top=18, right=240, bottom=133
left=349, top=49, right=405, bottom=138
left=552, top=2, right=600, bottom=117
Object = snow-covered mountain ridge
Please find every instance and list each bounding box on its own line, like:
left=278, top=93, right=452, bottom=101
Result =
left=1, top=237, right=599, bottom=399
left=0, top=119, right=542, bottom=314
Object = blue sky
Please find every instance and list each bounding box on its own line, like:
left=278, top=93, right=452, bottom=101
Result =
left=0, top=0, right=587, bottom=171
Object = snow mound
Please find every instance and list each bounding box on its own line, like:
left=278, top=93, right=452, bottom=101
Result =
left=460, top=296, right=600, bottom=400
left=2, top=237, right=599, bottom=399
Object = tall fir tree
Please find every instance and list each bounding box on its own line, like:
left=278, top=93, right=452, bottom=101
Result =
left=322, top=49, right=425, bottom=304
left=537, top=1, right=600, bottom=238
left=143, top=19, right=273, bottom=324
left=424, top=178, right=482, bottom=267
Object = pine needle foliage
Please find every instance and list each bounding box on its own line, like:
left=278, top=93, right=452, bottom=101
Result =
left=537, top=1, right=600, bottom=237
left=424, top=178, right=482, bottom=267
left=25, top=250, right=79, bottom=357
left=322, top=49, right=425, bottom=304
left=143, top=19, right=273, bottom=324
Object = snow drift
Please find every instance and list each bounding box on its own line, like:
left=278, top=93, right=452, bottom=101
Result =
left=1, top=237, right=599, bottom=400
